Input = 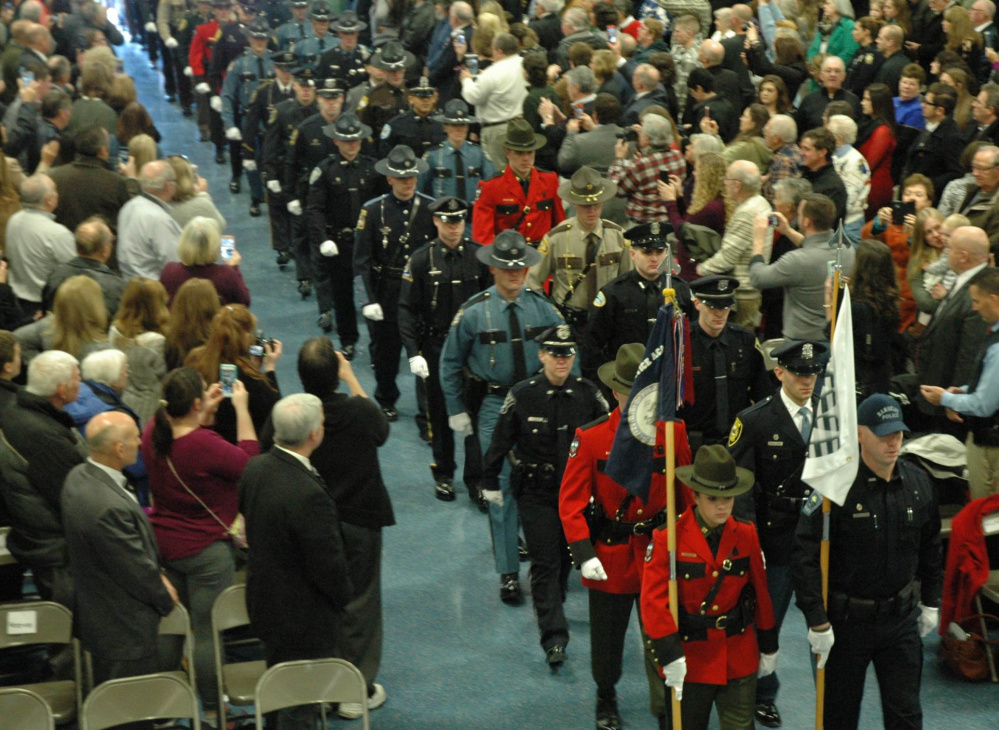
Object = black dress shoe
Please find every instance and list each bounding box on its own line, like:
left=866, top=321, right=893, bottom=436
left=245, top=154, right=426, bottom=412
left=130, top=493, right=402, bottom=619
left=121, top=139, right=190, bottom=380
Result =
left=276, top=250, right=292, bottom=268
left=215, top=150, right=226, bottom=164
left=499, top=573, right=521, bottom=604
left=595, top=696, right=621, bottom=730
left=341, top=344, right=355, bottom=361
left=755, top=701, right=781, bottom=727
left=518, top=537, right=529, bottom=562
left=317, top=311, right=333, bottom=332
left=545, top=644, right=566, bottom=666
left=298, top=280, right=312, bottom=299
left=471, top=491, right=488, bottom=513
left=249, top=201, right=261, bottom=217
left=229, top=179, right=241, bottom=194
left=381, top=406, right=398, bottom=421
left=435, top=479, right=456, bottom=501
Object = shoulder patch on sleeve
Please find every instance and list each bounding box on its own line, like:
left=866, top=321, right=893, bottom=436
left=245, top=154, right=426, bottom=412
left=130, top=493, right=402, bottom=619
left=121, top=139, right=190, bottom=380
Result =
left=569, top=436, right=580, bottom=458
left=289, top=129, right=299, bottom=146
left=537, top=236, right=550, bottom=255
left=356, top=208, right=367, bottom=230
left=268, top=106, right=279, bottom=124
left=728, top=417, right=743, bottom=447
left=309, top=166, right=323, bottom=185
left=451, top=308, right=464, bottom=327
left=592, top=291, right=606, bottom=308
left=499, top=391, right=516, bottom=415
left=645, top=542, right=654, bottom=562
left=802, top=491, right=822, bottom=516
left=380, top=123, right=392, bottom=140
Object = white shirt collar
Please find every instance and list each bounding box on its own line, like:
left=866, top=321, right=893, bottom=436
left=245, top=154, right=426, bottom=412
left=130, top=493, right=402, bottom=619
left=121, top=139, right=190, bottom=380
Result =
left=952, top=262, right=989, bottom=298
left=87, top=458, right=136, bottom=502
left=779, top=387, right=810, bottom=422
left=975, top=21, right=992, bottom=32
left=276, top=444, right=314, bottom=472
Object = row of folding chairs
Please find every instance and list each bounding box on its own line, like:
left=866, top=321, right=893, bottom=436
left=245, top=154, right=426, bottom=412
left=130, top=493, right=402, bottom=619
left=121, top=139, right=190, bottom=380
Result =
left=0, top=584, right=369, bottom=728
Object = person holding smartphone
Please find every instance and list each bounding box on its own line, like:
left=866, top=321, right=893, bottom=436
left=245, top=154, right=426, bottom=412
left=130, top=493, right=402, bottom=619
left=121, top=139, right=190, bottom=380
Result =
left=159, top=217, right=250, bottom=307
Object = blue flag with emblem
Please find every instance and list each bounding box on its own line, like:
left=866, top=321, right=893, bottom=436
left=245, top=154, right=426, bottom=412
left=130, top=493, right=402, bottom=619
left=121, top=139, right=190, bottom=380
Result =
left=605, top=303, right=690, bottom=502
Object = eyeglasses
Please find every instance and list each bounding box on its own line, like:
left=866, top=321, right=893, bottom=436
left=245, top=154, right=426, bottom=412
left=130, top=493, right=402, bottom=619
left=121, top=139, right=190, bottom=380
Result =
left=920, top=96, right=942, bottom=107
left=972, top=164, right=999, bottom=172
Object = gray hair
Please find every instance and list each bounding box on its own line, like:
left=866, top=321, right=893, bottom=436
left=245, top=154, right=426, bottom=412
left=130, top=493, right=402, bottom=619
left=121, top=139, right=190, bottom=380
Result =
left=18, top=174, right=55, bottom=209
left=713, top=8, right=733, bottom=24
left=767, top=114, right=798, bottom=144
left=538, top=0, right=564, bottom=13
left=830, top=0, right=855, bottom=19
left=26, top=350, right=79, bottom=398
left=977, top=144, right=999, bottom=167
left=81, top=349, right=128, bottom=387
left=827, top=114, right=857, bottom=145
left=563, top=7, right=590, bottom=31
left=978, top=1, right=997, bottom=19
left=981, top=83, right=999, bottom=116
left=727, top=160, right=762, bottom=193
left=642, top=113, right=672, bottom=147
left=177, top=216, right=222, bottom=266
left=451, top=1, right=474, bottom=23
left=139, top=160, right=177, bottom=195
left=272, top=393, right=324, bottom=447
left=565, top=66, right=596, bottom=95
left=773, top=177, right=813, bottom=208
left=20, top=1, right=43, bottom=22
left=632, top=63, right=658, bottom=90
left=689, top=132, right=724, bottom=157
left=673, top=13, right=701, bottom=34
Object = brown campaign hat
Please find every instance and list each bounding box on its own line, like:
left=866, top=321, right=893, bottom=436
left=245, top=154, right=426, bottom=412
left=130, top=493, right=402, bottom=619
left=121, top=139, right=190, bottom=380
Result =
left=598, top=343, right=644, bottom=395
left=675, top=445, right=755, bottom=498
left=557, top=166, right=618, bottom=205
left=503, top=118, right=546, bottom=151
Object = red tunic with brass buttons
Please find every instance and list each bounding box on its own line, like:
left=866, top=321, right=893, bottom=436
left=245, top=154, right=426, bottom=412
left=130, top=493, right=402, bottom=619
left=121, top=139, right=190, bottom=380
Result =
left=640, top=507, right=778, bottom=684
left=472, top=166, right=565, bottom=246
left=559, top=409, right=694, bottom=594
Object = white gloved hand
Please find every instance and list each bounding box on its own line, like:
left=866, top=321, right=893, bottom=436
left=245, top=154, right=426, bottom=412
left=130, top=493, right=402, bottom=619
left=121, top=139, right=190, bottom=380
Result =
left=165, top=37, right=179, bottom=49
left=481, top=489, right=504, bottom=506
left=918, top=604, right=939, bottom=638
left=209, top=95, right=223, bottom=112
left=243, top=159, right=257, bottom=172
left=409, top=355, right=429, bottom=379
left=320, top=240, right=339, bottom=257
left=266, top=179, right=282, bottom=194
left=183, top=65, right=194, bottom=77
left=448, top=412, right=473, bottom=436
left=362, top=303, right=384, bottom=321
left=663, top=657, right=687, bottom=701
left=581, top=557, right=608, bottom=581
left=225, top=126, right=242, bottom=141
left=287, top=199, right=302, bottom=215
left=758, top=651, right=778, bottom=678
left=145, top=21, right=157, bottom=33
left=807, top=626, right=835, bottom=670
left=195, top=82, right=211, bottom=94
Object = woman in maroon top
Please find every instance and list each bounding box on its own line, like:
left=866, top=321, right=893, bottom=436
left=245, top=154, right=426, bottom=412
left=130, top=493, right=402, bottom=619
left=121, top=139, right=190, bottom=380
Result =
left=159, top=217, right=250, bottom=307
left=857, top=83, right=898, bottom=219
left=141, top=367, right=259, bottom=721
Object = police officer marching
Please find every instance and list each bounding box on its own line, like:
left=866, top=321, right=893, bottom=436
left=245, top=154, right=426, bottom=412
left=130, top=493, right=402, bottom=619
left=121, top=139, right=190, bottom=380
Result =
left=641, top=445, right=779, bottom=730
left=681, top=275, right=769, bottom=453
left=354, top=145, right=437, bottom=421
left=293, top=2, right=337, bottom=68
left=175, top=0, right=213, bottom=119
left=318, top=11, right=371, bottom=88
left=439, top=233, right=566, bottom=606
left=207, top=0, right=255, bottom=162
left=156, top=0, right=193, bottom=112
left=359, top=41, right=415, bottom=142
left=419, top=99, right=495, bottom=206
left=306, top=112, right=384, bottom=352
left=528, top=167, right=631, bottom=334
left=241, top=50, right=296, bottom=217
left=274, top=0, right=313, bottom=52
left=399, top=197, right=491, bottom=504
left=581, top=222, right=694, bottom=389
left=727, top=339, right=828, bottom=729
left=189, top=0, right=233, bottom=163
left=793, top=394, right=943, bottom=730
left=380, top=76, right=446, bottom=158
left=258, top=0, right=290, bottom=31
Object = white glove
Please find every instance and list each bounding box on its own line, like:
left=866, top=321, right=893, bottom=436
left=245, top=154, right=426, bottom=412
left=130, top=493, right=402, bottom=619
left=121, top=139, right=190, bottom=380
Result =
left=807, top=626, right=835, bottom=670
left=243, top=159, right=257, bottom=172
left=758, top=651, right=778, bottom=678
left=267, top=179, right=282, bottom=194
left=195, top=82, right=211, bottom=94
left=287, top=199, right=303, bottom=215
left=409, top=355, right=429, bottom=379
left=210, top=95, right=223, bottom=112
left=362, top=303, right=384, bottom=321
left=320, top=240, right=339, bottom=257
left=448, top=412, right=473, bottom=436
left=165, top=37, right=179, bottom=49
left=145, top=21, right=157, bottom=33
left=663, top=657, right=687, bottom=701
left=917, top=604, right=939, bottom=638
left=226, top=126, right=242, bottom=141
left=183, top=65, right=194, bottom=77
left=481, top=489, right=504, bottom=506
left=581, top=557, right=608, bottom=581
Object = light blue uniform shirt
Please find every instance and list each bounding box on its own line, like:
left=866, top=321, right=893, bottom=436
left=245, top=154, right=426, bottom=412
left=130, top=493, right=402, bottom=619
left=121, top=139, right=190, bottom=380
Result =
left=221, top=50, right=276, bottom=128
left=941, top=321, right=999, bottom=417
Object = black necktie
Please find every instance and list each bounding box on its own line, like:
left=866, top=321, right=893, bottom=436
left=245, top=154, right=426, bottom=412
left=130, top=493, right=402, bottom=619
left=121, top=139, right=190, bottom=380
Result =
left=319, top=36, right=326, bottom=50
left=712, top=340, right=729, bottom=435
left=298, top=23, right=306, bottom=39
left=585, top=232, right=599, bottom=265
left=257, top=56, right=265, bottom=80
left=519, top=176, right=530, bottom=197
left=508, top=303, right=527, bottom=383
left=454, top=147, right=465, bottom=200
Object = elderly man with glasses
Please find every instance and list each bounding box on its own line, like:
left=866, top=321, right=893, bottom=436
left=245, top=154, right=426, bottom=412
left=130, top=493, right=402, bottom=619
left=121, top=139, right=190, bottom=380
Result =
left=794, top=56, right=859, bottom=136
left=956, top=145, right=999, bottom=247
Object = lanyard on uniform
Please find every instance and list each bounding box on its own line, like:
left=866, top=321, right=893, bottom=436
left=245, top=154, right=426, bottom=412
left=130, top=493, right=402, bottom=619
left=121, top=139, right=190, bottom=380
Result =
left=379, top=195, right=422, bottom=250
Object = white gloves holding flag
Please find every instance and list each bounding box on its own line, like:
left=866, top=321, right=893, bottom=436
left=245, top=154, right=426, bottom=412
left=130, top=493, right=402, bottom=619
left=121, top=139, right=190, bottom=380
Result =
left=663, top=657, right=686, bottom=700
left=918, top=604, right=939, bottom=638
left=362, top=303, right=384, bottom=321
left=449, top=412, right=473, bottom=437
left=209, top=95, right=223, bottom=112
left=409, top=356, right=429, bottom=379
left=581, top=558, right=607, bottom=581
left=758, top=651, right=778, bottom=678
left=320, top=240, right=338, bottom=257
left=267, top=179, right=281, bottom=194
left=225, top=126, right=242, bottom=141
left=165, top=37, right=179, bottom=49
left=808, top=626, right=835, bottom=669
left=286, top=200, right=302, bottom=216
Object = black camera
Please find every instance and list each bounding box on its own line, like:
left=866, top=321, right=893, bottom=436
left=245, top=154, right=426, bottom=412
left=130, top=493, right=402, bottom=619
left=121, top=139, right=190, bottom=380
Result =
left=616, top=129, right=638, bottom=142
left=250, top=330, right=273, bottom=357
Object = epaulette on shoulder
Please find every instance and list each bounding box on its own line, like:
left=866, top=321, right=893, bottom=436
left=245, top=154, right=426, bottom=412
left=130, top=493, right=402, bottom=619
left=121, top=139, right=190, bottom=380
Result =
left=739, top=395, right=773, bottom=418
left=732, top=515, right=753, bottom=525
left=580, top=413, right=610, bottom=431
left=486, top=169, right=504, bottom=181
left=602, top=219, right=624, bottom=231
left=464, top=289, right=491, bottom=308
left=548, top=220, right=572, bottom=235
left=727, top=322, right=756, bottom=337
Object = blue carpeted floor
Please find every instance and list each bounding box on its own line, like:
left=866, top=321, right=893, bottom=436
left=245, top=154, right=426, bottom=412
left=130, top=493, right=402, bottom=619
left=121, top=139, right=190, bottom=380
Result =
left=121, top=35, right=999, bottom=730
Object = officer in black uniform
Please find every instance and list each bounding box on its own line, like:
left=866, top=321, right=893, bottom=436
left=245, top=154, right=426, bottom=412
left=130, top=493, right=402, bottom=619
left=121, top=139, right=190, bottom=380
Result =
left=241, top=51, right=296, bottom=217
left=262, top=66, right=317, bottom=283
left=259, top=0, right=291, bottom=30
left=379, top=76, right=446, bottom=158
left=793, top=394, right=943, bottom=730
left=728, top=339, right=828, bottom=729
left=480, top=325, right=608, bottom=667
left=582, top=222, right=693, bottom=389
left=207, top=0, right=253, bottom=165
left=358, top=40, right=413, bottom=141
left=306, top=112, right=385, bottom=350
left=354, top=145, right=437, bottom=420
left=680, top=275, right=769, bottom=453
left=399, top=197, right=491, bottom=504
left=845, top=26, right=883, bottom=97
left=318, top=10, right=371, bottom=88
left=180, top=0, right=214, bottom=132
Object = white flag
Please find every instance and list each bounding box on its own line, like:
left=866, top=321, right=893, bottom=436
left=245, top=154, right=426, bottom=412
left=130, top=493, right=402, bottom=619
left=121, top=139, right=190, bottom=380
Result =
left=802, top=285, right=859, bottom=506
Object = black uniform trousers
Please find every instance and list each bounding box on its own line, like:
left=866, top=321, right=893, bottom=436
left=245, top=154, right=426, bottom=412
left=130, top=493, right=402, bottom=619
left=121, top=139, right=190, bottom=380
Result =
left=160, top=42, right=181, bottom=99
left=208, top=104, right=226, bottom=155
left=425, top=342, right=481, bottom=490
left=290, top=212, right=313, bottom=283
left=312, top=235, right=358, bottom=344
left=368, top=282, right=404, bottom=409
left=824, top=607, right=923, bottom=730
left=228, top=109, right=244, bottom=182
left=268, top=192, right=310, bottom=279
left=518, top=489, right=572, bottom=650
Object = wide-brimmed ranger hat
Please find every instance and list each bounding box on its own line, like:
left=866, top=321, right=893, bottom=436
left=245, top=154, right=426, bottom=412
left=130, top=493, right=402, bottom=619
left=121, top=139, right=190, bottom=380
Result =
left=374, top=145, right=428, bottom=177
left=323, top=112, right=371, bottom=141
left=598, top=343, right=644, bottom=395
left=676, top=444, right=755, bottom=498
left=332, top=10, right=367, bottom=32
left=558, top=166, right=617, bottom=205
left=475, top=230, right=542, bottom=269
left=432, top=99, right=478, bottom=125
left=503, top=118, right=546, bottom=151
left=372, top=41, right=415, bottom=71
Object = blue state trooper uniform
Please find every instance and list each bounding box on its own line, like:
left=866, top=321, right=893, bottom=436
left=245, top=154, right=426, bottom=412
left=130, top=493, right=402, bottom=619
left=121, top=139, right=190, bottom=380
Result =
left=294, top=33, right=338, bottom=68
left=440, top=278, right=575, bottom=575
left=419, top=141, right=495, bottom=205
left=222, top=49, right=275, bottom=204
left=275, top=17, right=314, bottom=51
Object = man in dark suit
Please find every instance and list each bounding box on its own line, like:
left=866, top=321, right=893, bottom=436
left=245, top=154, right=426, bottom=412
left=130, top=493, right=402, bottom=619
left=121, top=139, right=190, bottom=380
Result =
left=426, top=1, right=474, bottom=105
left=972, top=83, right=999, bottom=146
left=62, top=412, right=177, bottom=690
left=621, top=63, right=668, bottom=126
left=902, top=82, right=967, bottom=203
left=684, top=67, right=739, bottom=142
left=697, top=38, right=746, bottom=114
left=47, top=126, right=132, bottom=233
left=240, top=393, right=354, bottom=729
left=916, top=226, right=991, bottom=435
left=529, top=0, right=563, bottom=54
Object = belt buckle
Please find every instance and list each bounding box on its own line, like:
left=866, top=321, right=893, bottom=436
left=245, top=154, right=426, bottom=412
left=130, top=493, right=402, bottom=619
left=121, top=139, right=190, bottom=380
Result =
left=722, top=558, right=733, bottom=572
left=631, top=521, right=646, bottom=536
left=714, top=614, right=729, bottom=630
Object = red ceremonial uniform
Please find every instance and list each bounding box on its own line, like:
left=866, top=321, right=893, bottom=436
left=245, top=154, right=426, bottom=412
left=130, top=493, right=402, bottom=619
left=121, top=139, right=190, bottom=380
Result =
left=472, top=166, right=565, bottom=246
left=189, top=19, right=221, bottom=80
left=560, top=410, right=694, bottom=593
left=640, top=507, right=778, bottom=685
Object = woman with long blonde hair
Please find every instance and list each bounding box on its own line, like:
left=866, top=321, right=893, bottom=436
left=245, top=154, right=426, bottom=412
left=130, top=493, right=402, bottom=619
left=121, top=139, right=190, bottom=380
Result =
left=939, top=66, right=975, bottom=132
left=943, top=6, right=982, bottom=77
left=111, top=278, right=170, bottom=355
left=659, top=152, right=730, bottom=280
left=14, top=275, right=110, bottom=361
left=165, top=279, right=221, bottom=370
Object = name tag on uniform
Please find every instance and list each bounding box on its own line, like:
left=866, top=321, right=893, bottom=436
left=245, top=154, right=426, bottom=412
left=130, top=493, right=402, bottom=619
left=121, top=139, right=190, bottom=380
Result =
left=767, top=440, right=783, bottom=446
left=528, top=417, right=546, bottom=423
left=853, top=512, right=871, bottom=518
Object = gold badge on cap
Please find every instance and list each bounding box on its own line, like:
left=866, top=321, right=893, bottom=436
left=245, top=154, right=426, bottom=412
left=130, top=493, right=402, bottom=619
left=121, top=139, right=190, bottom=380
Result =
left=802, top=343, right=814, bottom=360
left=718, top=279, right=728, bottom=291
left=651, top=222, right=660, bottom=236
left=557, top=325, right=570, bottom=339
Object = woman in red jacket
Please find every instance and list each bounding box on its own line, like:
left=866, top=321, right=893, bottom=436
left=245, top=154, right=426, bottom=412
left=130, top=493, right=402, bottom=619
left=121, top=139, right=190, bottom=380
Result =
left=858, top=83, right=898, bottom=219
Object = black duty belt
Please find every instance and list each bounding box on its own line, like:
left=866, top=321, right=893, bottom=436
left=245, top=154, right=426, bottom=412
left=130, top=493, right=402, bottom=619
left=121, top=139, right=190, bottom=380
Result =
left=485, top=383, right=508, bottom=397
left=592, top=510, right=668, bottom=545
left=371, top=263, right=406, bottom=279
left=679, top=600, right=751, bottom=640
left=829, top=579, right=921, bottom=623
left=764, top=494, right=809, bottom=513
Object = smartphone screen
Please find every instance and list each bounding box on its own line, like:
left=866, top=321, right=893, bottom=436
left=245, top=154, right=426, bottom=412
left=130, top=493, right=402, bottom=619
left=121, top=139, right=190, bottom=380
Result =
left=607, top=26, right=617, bottom=44
left=20, top=68, right=33, bottom=86
left=220, top=235, right=235, bottom=260
left=574, top=104, right=583, bottom=118
left=466, top=54, right=478, bottom=76
left=220, top=364, right=237, bottom=397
